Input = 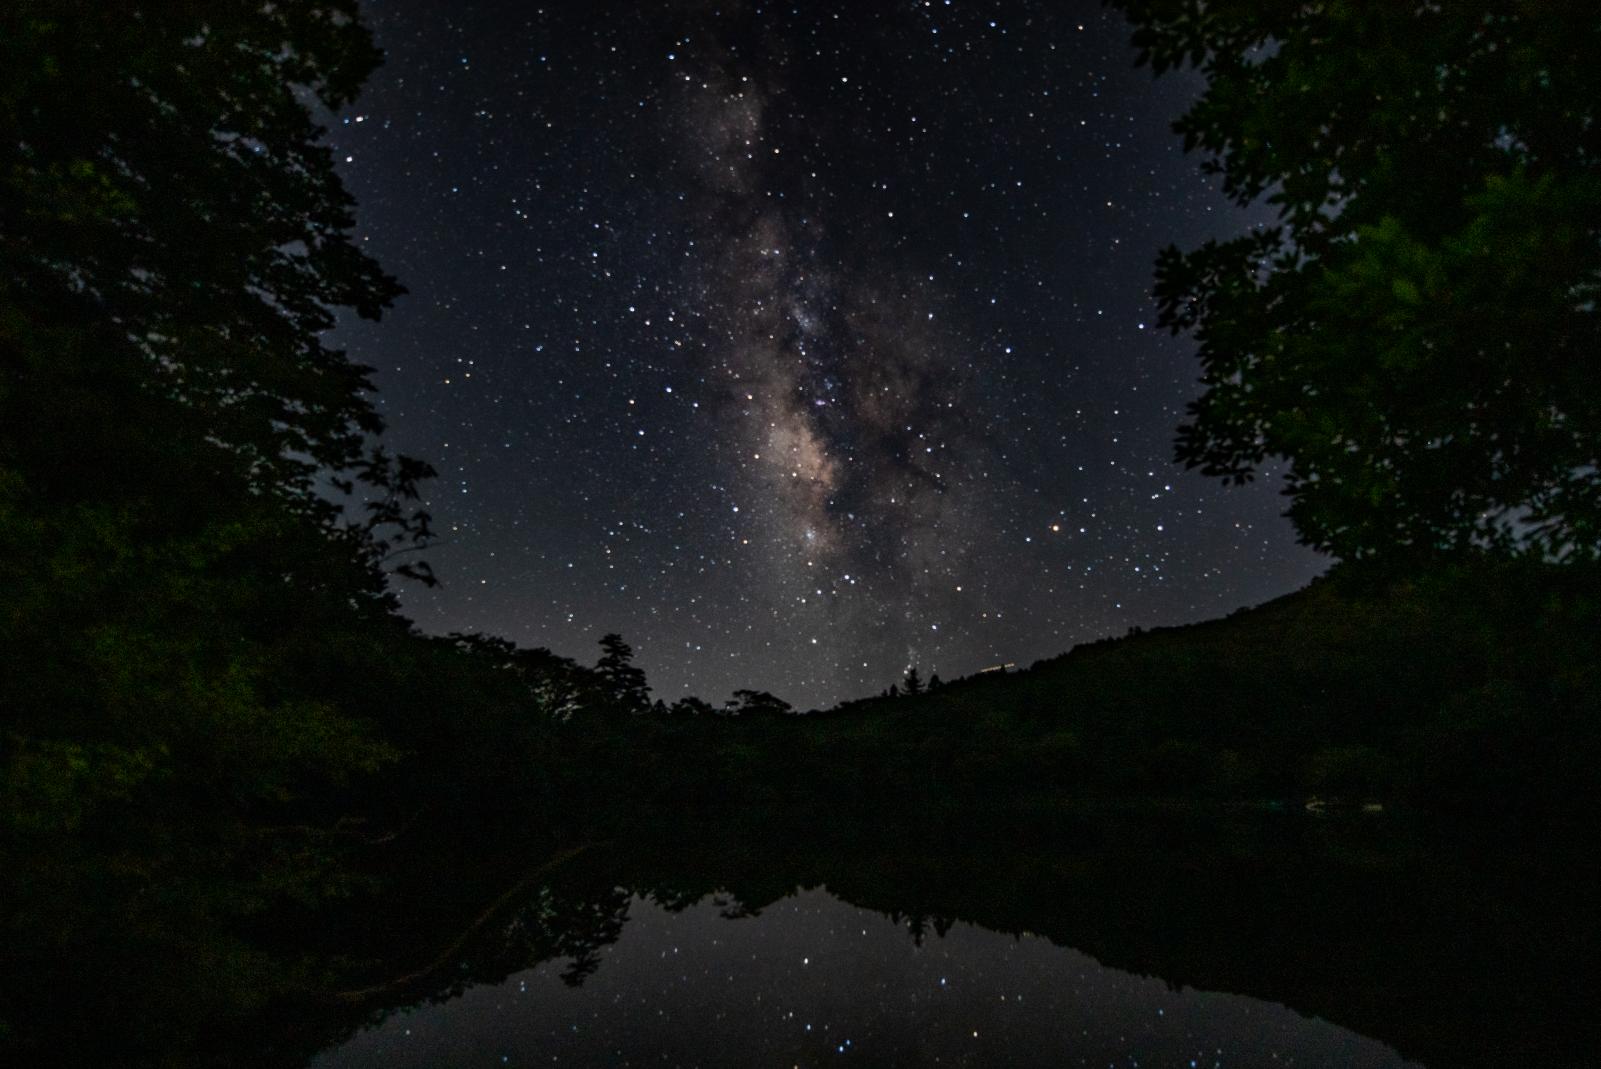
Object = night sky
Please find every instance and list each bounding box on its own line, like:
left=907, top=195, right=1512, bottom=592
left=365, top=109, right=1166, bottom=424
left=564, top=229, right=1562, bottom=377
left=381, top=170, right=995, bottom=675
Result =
left=328, top=0, right=1326, bottom=710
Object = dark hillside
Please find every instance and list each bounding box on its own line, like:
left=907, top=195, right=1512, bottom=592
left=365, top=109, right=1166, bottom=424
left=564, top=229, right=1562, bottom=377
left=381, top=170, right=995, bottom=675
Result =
left=626, top=562, right=1600, bottom=812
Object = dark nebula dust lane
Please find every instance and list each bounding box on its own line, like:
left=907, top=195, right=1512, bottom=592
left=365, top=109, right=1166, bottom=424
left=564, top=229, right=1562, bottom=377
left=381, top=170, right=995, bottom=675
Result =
left=329, top=0, right=1326, bottom=709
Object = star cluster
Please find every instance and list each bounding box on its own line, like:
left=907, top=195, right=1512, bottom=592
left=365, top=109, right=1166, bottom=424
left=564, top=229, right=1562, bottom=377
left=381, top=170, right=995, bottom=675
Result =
left=330, top=0, right=1324, bottom=708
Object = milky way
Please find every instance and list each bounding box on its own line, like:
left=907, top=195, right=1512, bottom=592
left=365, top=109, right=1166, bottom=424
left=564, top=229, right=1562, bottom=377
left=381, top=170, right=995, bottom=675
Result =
left=330, top=1, right=1326, bottom=708
left=666, top=10, right=1001, bottom=679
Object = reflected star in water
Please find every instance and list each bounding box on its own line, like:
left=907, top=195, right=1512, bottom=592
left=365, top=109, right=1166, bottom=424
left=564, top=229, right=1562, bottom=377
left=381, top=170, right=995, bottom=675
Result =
left=313, top=887, right=1420, bottom=1069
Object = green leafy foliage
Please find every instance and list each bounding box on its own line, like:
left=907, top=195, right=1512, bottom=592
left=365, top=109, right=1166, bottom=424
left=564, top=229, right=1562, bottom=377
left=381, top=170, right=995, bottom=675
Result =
left=2, top=2, right=399, bottom=494
left=1111, top=1, right=1601, bottom=561
left=0, top=3, right=467, bottom=1058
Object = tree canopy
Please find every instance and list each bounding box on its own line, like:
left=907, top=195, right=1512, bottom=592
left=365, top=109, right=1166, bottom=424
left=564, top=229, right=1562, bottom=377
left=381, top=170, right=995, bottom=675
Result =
left=2, top=2, right=404, bottom=502
left=725, top=689, right=795, bottom=717
left=1111, top=1, right=1601, bottom=562
left=0, top=5, right=449, bottom=1047
left=597, top=633, right=652, bottom=712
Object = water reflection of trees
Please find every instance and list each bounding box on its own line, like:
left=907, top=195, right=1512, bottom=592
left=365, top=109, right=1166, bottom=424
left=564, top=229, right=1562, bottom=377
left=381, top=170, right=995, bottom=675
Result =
left=321, top=807, right=1598, bottom=1069
left=495, top=885, right=634, bottom=989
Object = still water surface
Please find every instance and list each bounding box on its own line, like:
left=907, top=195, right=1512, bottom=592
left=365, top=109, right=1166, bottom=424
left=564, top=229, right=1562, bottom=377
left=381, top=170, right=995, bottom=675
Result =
left=315, top=885, right=1417, bottom=1068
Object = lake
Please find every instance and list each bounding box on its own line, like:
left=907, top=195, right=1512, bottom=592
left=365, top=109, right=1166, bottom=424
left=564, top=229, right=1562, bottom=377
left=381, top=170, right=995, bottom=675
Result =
left=314, top=885, right=1417, bottom=1068
left=288, top=805, right=1598, bottom=1068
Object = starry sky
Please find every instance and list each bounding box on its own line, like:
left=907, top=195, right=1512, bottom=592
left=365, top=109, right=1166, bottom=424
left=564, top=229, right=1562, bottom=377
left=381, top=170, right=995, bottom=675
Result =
left=328, top=0, right=1326, bottom=710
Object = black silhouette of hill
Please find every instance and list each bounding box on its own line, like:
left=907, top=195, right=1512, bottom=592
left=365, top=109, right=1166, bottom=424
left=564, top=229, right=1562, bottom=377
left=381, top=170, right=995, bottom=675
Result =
left=636, top=560, right=1600, bottom=813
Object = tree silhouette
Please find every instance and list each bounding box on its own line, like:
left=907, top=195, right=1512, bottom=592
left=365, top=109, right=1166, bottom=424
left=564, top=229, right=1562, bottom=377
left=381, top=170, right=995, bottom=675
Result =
left=670, top=696, right=717, bottom=717
left=596, top=634, right=651, bottom=712
left=2, top=3, right=428, bottom=536
left=904, top=667, right=925, bottom=696
left=450, top=633, right=591, bottom=720
left=0, top=5, right=449, bottom=1051
left=723, top=689, right=794, bottom=717
left=1112, top=1, right=1601, bottom=562
left=1, top=2, right=423, bottom=833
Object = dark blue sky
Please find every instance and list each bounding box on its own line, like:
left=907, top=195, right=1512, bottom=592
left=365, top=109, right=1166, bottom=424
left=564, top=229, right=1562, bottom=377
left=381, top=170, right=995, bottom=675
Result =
left=328, top=0, right=1325, bottom=709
